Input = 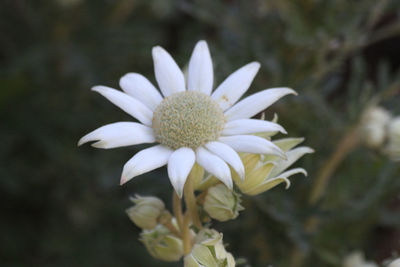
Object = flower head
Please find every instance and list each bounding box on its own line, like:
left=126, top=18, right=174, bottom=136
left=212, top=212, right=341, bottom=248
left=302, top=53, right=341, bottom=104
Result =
left=78, top=41, right=296, bottom=197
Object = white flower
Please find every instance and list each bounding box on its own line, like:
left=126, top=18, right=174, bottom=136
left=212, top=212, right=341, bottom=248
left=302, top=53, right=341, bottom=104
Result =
left=78, top=40, right=296, bottom=197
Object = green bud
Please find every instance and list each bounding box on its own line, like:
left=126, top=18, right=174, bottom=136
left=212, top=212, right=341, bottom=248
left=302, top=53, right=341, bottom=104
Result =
left=126, top=195, right=165, bottom=230
left=203, top=184, right=244, bottom=222
left=184, top=228, right=235, bottom=267
left=140, top=223, right=184, bottom=262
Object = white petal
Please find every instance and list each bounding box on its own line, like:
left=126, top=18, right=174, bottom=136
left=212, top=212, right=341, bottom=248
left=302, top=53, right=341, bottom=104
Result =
left=196, top=146, right=233, bottom=189
left=120, top=145, right=173, bottom=185
left=205, top=141, right=245, bottom=180
left=152, top=46, right=186, bottom=97
left=211, top=62, right=260, bottom=111
left=224, top=87, right=297, bottom=121
left=187, top=40, right=213, bottom=95
left=223, top=119, right=287, bottom=135
left=167, top=147, right=196, bottom=198
left=78, top=122, right=155, bottom=149
left=273, top=168, right=308, bottom=181
left=258, top=168, right=308, bottom=194
left=245, top=176, right=292, bottom=196
left=119, top=73, right=163, bottom=110
left=219, top=135, right=285, bottom=158
left=92, top=86, right=153, bottom=126
left=269, top=147, right=314, bottom=177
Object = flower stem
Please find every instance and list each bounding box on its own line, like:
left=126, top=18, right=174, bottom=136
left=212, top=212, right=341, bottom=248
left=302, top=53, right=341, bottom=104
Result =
left=172, top=191, right=184, bottom=232
left=308, top=125, right=361, bottom=205
left=159, top=213, right=182, bottom=238
left=182, top=213, right=192, bottom=255
left=184, top=170, right=202, bottom=229
left=173, top=168, right=203, bottom=255
left=173, top=190, right=192, bottom=255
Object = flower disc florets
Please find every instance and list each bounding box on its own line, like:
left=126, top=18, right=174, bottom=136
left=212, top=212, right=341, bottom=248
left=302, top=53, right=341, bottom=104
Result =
left=152, top=91, right=225, bottom=150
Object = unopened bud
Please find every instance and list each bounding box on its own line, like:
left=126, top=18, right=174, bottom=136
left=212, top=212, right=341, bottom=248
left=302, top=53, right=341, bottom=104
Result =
left=233, top=138, right=312, bottom=196
left=126, top=195, right=165, bottom=229
left=203, top=184, right=244, bottom=222
left=360, top=106, right=391, bottom=148
left=388, top=258, right=400, bottom=267
left=141, top=223, right=184, bottom=262
left=343, top=251, right=378, bottom=267
left=185, top=228, right=235, bottom=267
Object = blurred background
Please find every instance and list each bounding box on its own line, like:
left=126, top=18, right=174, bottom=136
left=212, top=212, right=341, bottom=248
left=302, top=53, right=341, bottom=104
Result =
left=1, top=0, right=400, bottom=266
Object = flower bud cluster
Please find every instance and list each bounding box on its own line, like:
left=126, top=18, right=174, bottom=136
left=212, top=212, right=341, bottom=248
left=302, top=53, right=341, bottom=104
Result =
left=124, top=115, right=313, bottom=265
left=126, top=195, right=185, bottom=262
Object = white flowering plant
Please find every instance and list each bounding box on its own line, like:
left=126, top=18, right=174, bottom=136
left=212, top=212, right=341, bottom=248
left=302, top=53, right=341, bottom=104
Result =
left=78, top=40, right=311, bottom=265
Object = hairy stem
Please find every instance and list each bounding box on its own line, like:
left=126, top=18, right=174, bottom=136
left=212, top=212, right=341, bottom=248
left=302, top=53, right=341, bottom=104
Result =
left=159, top=213, right=182, bottom=238
left=184, top=170, right=202, bottom=229
left=178, top=167, right=204, bottom=255
left=182, top=213, right=192, bottom=255
left=172, top=191, right=184, bottom=233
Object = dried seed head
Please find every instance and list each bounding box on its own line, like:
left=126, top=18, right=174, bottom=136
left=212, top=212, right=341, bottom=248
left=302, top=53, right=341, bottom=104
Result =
left=152, top=91, right=225, bottom=150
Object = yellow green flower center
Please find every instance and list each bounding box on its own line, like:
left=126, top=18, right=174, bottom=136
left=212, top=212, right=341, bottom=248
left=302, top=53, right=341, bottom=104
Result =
left=152, top=91, right=225, bottom=150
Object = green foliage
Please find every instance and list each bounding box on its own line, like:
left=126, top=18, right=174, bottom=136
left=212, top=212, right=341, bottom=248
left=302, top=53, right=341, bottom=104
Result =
left=1, top=0, right=400, bottom=266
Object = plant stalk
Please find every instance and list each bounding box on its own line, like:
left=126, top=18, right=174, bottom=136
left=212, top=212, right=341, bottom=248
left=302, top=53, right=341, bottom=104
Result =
left=172, top=191, right=184, bottom=232
left=290, top=125, right=361, bottom=267
left=184, top=170, right=202, bottom=229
